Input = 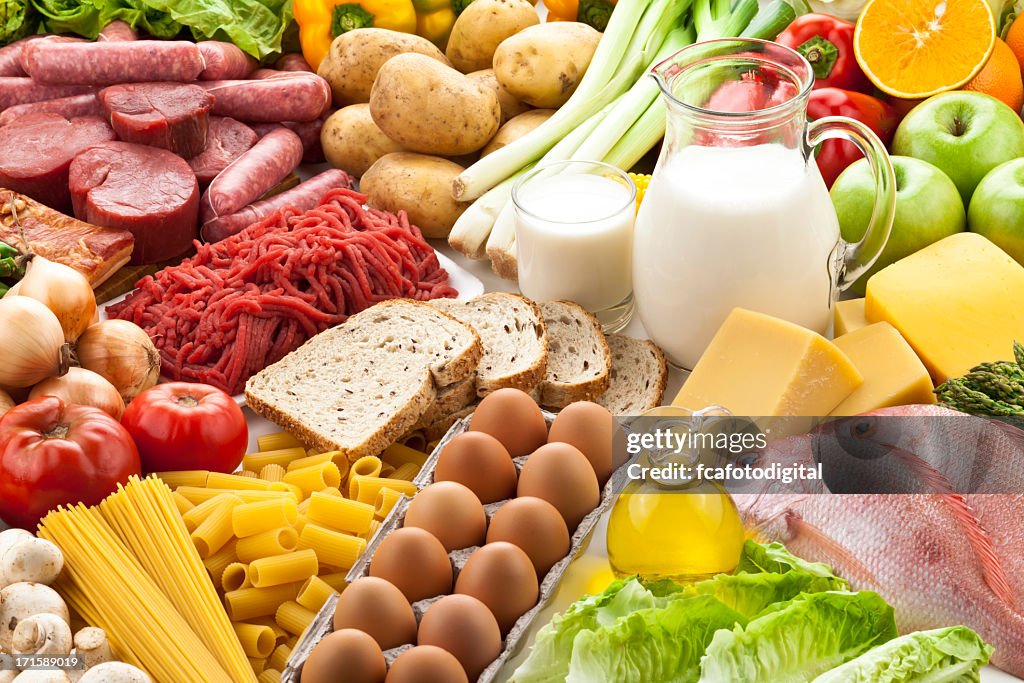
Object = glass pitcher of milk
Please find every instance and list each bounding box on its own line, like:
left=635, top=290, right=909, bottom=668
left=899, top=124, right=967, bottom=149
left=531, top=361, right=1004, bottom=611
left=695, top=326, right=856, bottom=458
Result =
left=633, top=39, right=896, bottom=369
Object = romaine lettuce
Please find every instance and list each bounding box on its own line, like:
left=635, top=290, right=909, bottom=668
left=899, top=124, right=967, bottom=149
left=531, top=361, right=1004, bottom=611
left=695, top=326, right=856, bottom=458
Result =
left=694, top=569, right=847, bottom=618
left=736, top=540, right=845, bottom=580
left=2, top=0, right=36, bottom=44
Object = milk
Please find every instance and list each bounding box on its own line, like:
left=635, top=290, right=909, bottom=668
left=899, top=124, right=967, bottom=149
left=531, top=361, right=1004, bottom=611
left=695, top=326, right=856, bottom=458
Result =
left=633, top=144, right=840, bottom=369
left=515, top=173, right=634, bottom=312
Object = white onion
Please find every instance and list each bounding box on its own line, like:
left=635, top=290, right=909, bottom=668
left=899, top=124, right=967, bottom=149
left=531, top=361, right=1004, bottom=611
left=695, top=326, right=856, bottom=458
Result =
left=29, top=367, right=124, bottom=420
left=18, top=256, right=96, bottom=342
left=75, top=320, right=160, bottom=402
left=0, top=296, right=69, bottom=387
left=0, top=389, right=14, bottom=416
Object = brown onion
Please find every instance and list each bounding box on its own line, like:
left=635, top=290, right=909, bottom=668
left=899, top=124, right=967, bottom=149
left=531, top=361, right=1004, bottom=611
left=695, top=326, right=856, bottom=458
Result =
left=30, top=367, right=125, bottom=420
left=18, top=256, right=96, bottom=342
left=0, top=296, right=69, bottom=387
left=0, top=389, right=14, bottom=416
left=75, top=320, right=160, bottom=402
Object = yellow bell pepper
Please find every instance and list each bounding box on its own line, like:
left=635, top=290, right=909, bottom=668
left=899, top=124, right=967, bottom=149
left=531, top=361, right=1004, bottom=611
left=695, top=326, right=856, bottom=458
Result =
left=415, top=5, right=456, bottom=47
left=294, top=0, right=418, bottom=70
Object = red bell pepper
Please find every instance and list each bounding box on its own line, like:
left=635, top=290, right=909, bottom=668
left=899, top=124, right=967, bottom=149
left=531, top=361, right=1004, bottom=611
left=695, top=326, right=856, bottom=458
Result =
left=809, top=88, right=898, bottom=188
left=777, top=14, right=871, bottom=93
left=0, top=396, right=141, bottom=529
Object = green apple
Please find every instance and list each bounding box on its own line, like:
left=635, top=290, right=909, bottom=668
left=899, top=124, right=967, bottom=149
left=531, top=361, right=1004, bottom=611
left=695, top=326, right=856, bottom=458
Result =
left=831, top=155, right=966, bottom=296
left=968, top=158, right=1024, bottom=265
left=891, top=92, right=1024, bottom=204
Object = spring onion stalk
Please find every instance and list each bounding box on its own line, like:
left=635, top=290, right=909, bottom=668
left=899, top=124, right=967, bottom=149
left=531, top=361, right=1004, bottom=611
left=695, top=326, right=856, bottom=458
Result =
left=485, top=202, right=519, bottom=278
left=742, top=0, right=807, bottom=40
left=604, top=99, right=669, bottom=170
left=695, top=0, right=758, bottom=39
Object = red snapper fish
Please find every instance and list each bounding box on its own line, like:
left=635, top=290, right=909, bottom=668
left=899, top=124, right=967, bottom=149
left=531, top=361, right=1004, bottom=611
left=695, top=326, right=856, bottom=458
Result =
left=735, top=405, right=1024, bottom=676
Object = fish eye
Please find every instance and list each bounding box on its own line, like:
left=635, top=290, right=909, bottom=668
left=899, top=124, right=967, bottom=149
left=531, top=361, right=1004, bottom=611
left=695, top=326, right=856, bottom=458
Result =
left=849, top=419, right=877, bottom=439
left=734, top=451, right=759, bottom=467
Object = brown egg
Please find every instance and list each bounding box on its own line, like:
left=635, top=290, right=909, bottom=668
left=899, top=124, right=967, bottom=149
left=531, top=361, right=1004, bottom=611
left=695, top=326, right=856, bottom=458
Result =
left=548, top=401, right=615, bottom=485
left=469, top=388, right=548, bottom=457
left=301, top=629, right=385, bottom=683
left=385, top=645, right=468, bottom=683
left=418, top=594, right=501, bottom=680
left=333, top=577, right=417, bottom=650
left=454, top=542, right=538, bottom=635
left=434, top=432, right=517, bottom=504
left=486, top=497, right=570, bottom=577
left=369, top=528, right=452, bottom=603
left=517, top=442, right=600, bottom=531
left=405, top=482, right=487, bottom=551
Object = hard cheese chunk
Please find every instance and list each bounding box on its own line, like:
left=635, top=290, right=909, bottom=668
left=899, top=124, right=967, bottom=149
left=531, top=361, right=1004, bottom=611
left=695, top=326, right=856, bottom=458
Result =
left=865, top=233, right=1024, bottom=383
left=829, top=322, right=935, bottom=416
left=672, top=308, right=863, bottom=416
left=834, top=298, right=868, bottom=337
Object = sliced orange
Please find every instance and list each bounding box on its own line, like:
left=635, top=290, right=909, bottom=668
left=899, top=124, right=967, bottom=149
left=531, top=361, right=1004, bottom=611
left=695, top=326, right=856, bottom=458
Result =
left=854, top=0, right=996, bottom=99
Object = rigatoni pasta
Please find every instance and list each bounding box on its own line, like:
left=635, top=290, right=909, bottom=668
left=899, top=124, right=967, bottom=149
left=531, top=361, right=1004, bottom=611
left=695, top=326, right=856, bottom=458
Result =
left=275, top=600, right=317, bottom=636
left=257, top=432, right=303, bottom=452
left=223, top=562, right=252, bottom=592
left=382, top=443, right=429, bottom=469
left=390, top=462, right=422, bottom=482
left=243, top=447, right=307, bottom=472
left=268, top=644, right=291, bottom=672
left=249, top=548, right=319, bottom=588
left=234, top=622, right=276, bottom=659
left=155, top=470, right=210, bottom=489
left=350, top=455, right=383, bottom=480
left=192, top=495, right=242, bottom=558
left=349, top=476, right=417, bottom=505
left=283, top=461, right=341, bottom=497
left=259, top=464, right=287, bottom=482
left=208, top=472, right=272, bottom=491
left=233, top=498, right=299, bottom=538
left=296, top=575, right=338, bottom=612
left=307, top=492, right=374, bottom=534
left=374, top=487, right=405, bottom=519
left=225, top=584, right=302, bottom=621
left=236, top=527, right=299, bottom=563
left=297, top=523, right=366, bottom=569
left=258, top=669, right=282, bottom=683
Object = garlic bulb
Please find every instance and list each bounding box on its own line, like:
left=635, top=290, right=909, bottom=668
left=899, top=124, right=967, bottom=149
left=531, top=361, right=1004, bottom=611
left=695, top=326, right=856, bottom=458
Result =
left=75, top=320, right=160, bottom=402
left=0, top=297, right=69, bottom=387
left=18, top=256, right=96, bottom=343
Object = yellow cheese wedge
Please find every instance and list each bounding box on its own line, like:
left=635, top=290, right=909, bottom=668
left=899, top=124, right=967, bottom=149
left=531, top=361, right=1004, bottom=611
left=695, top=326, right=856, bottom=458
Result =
left=834, top=298, right=868, bottom=337
left=865, top=233, right=1024, bottom=383
left=829, top=322, right=935, bottom=416
left=672, top=308, right=863, bottom=417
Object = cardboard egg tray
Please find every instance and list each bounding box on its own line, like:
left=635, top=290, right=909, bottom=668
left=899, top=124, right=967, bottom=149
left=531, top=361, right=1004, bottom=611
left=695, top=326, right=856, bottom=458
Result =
left=283, top=410, right=629, bottom=683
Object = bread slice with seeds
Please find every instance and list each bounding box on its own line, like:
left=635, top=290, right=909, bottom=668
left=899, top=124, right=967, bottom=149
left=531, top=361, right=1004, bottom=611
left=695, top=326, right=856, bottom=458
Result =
left=538, top=300, right=611, bottom=408
left=245, top=299, right=482, bottom=460
left=597, top=334, right=668, bottom=414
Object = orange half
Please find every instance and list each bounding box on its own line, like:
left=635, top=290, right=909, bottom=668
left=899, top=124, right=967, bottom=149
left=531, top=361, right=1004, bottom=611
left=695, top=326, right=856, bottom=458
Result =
left=854, top=0, right=996, bottom=99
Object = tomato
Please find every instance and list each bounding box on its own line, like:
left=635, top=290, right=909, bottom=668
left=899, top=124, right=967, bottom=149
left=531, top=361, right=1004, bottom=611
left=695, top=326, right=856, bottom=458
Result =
left=121, top=382, right=248, bottom=474
left=0, top=396, right=141, bottom=529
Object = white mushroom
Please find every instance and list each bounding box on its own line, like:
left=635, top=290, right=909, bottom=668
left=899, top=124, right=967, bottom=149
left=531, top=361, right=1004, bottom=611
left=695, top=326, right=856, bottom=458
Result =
left=1, top=539, right=63, bottom=588
left=12, top=614, right=72, bottom=657
left=0, top=584, right=69, bottom=652
left=0, top=531, right=32, bottom=588
left=11, top=672, right=70, bottom=682
left=70, top=629, right=109, bottom=670
left=78, top=663, right=150, bottom=683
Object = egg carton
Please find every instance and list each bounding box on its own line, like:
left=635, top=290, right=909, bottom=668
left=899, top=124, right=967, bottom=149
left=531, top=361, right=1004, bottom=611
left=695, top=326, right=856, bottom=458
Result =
left=283, top=410, right=632, bottom=683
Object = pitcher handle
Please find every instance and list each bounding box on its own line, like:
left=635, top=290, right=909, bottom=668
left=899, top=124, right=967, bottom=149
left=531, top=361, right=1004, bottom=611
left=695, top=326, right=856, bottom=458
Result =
left=807, top=116, right=896, bottom=291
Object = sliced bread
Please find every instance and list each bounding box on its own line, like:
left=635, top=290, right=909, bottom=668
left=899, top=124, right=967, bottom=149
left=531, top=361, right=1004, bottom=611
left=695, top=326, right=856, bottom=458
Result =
left=245, top=299, right=482, bottom=459
left=538, top=300, right=611, bottom=408
left=597, top=334, right=669, bottom=414
left=413, top=374, right=477, bottom=431
left=431, top=292, right=547, bottom=396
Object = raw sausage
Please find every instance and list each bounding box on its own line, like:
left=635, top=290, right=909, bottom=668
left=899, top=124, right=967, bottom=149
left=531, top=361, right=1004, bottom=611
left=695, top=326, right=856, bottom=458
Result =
left=201, top=169, right=354, bottom=242
left=0, top=93, right=102, bottom=127
left=22, top=40, right=205, bottom=85
left=100, top=82, right=214, bottom=158
left=198, top=41, right=257, bottom=80
left=200, top=127, right=303, bottom=222
left=250, top=112, right=332, bottom=163
left=274, top=53, right=313, bottom=72
left=188, top=117, right=259, bottom=185
left=0, top=37, right=31, bottom=76
left=0, top=78, right=94, bottom=112
left=198, top=73, right=331, bottom=122
left=249, top=68, right=290, bottom=79
left=97, top=21, right=138, bottom=41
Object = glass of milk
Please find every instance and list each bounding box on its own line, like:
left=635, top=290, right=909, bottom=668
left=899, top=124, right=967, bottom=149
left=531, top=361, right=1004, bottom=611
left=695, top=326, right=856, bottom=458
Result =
left=512, top=160, right=637, bottom=333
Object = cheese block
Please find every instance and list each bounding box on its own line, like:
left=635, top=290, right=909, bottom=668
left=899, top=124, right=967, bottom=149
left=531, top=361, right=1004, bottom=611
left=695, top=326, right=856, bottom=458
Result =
left=834, top=298, right=868, bottom=337
left=865, top=233, right=1024, bottom=383
left=672, top=308, right=863, bottom=417
left=830, top=322, right=935, bottom=416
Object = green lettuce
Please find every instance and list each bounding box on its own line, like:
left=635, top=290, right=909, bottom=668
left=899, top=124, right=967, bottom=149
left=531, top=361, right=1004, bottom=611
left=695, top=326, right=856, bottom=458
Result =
left=100, top=0, right=180, bottom=38
left=2, top=0, right=36, bottom=44
left=736, top=540, right=845, bottom=580
left=31, top=0, right=102, bottom=37
left=699, top=591, right=899, bottom=682
left=565, top=596, right=747, bottom=683
left=812, top=627, right=993, bottom=683
left=135, top=0, right=291, bottom=58
left=694, top=569, right=847, bottom=619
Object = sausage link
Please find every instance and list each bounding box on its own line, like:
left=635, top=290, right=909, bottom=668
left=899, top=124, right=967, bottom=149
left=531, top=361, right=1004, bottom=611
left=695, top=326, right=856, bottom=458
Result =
left=201, top=169, right=354, bottom=242
left=274, top=53, right=314, bottom=73
left=249, top=112, right=330, bottom=164
left=198, top=41, right=257, bottom=80
left=22, top=40, right=205, bottom=85
left=198, top=73, right=331, bottom=122
left=0, top=37, right=31, bottom=76
left=200, top=127, right=304, bottom=222
left=0, top=78, right=94, bottom=111
left=0, top=93, right=102, bottom=126
left=97, top=21, right=138, bottom=41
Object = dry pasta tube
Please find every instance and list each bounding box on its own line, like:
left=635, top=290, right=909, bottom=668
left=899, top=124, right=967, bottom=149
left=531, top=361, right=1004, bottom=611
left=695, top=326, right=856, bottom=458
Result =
left=233, top=499, right=299, bottom=538
left=268, top=644, right=291, bottom=672
left=275, top=601, right=316, bottom=637
left=258, top=670, right=282, bottom=683
left=297, top=498, right=311, bottom=516
left=192, top=495, right=242, bottom=558
left=287, top=451, right=350, bottom=479
left=383, top=443, right=429, bottom=469
left=379, top=463, right=396, bottom=478
left=234, top=623, right=276, bottom=659
left=321, top=487, right=343, bottom=498
left=307, top=492, right=374, bottom=534
left=182, top=493, right=238, bottom=531
left=389, top=462, right=421, bottom=482
left=250, top=549, right=319, bottom=589
left=268, top=482, right=304, bottom=501
left=283, top=462, right=341, bottom=498
left=373, top=487, right=405, bottom=519
left=294, top=515, right=309, bottom=534
left=225, top=584, right=302, bottom=621
left=208, top=472, right=272, bottom=491
left=296, top=575, right=337, bottom=612
left=249, top=657, right=266, bottom=675
left=237, top=471, right=260, bottom=480
left=222, top=562, right=252, bottom=592
left=250, top=618, right=288, bottom=644
left=257, top=432, right=302, bottom=452
left=155, top=470, right=209, bottom=489
left=285, top=635, right=299, bottom=649
left=236, top=527, right=299, bottom=564
left=203, top=540, right=238, bottom=587
left=359, top=519, right=381, bottom=543
left=297, top=524, right=366, bottom=570
left=172, top=491, right=196, bottom=515
left=318, top=572, right=347, bottom=592
left=350, top=455, right=382, bottom=480
left=259, top=464, right=287, bottom=482
left=349, top=477, right=417, bottom=505
left=244, top=447, right=308, bottom=473
left=402, top=432, right=428, bottom=453
left=177, top=487, right=298, bottom=505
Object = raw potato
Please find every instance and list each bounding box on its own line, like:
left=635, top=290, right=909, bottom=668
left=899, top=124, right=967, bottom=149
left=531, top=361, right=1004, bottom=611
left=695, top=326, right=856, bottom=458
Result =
left=317, top=28, right=449, bottom=105
left=446, top=0, right=540, bottom=73
left=370, top=53, right=500, bottom=156
left=361, top=153, right=470, bottom=239
left=467, top=69, right=532, bottom=125
left=481, top=109, right=555, bottom=157
left=321, top=104, right=405, bottom=177
left=494, top=22, right=602, bottom=108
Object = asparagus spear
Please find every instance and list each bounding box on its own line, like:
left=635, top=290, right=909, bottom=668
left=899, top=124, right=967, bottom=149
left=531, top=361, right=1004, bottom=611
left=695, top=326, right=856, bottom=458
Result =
left=935, top=341, right=1024, bottom=416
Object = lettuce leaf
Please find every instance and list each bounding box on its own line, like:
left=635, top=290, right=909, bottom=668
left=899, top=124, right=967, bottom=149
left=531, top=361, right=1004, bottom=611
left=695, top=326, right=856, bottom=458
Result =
left=134, top=0, right=291, bottom=58
left=694, top=569, right=847, bottom=618
left=699, top=591, right=899, bottom=682
left=565, top=596, right=747, bottom=683
left=31, top=0, right=102, bottom=37
left=736, top=540, right=845, bottom=580
left=812, top=626, right=993, bottom=683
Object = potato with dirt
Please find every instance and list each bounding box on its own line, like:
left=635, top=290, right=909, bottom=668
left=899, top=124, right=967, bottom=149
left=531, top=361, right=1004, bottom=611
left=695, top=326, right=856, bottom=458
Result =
left=481, top=109, right=555, bottom=157
left=466, top=69, right=532, bottom=125
left=361, top=153, right=470, bottom=238
left=445, top=0, right=539, bottom=73
left=317, top=28, right=449, bottom=105
left=493, top=22, right=601, bottom=108
left=370, top=53, right=500, bottom=156
left=320, top=104, right=405, bottom=177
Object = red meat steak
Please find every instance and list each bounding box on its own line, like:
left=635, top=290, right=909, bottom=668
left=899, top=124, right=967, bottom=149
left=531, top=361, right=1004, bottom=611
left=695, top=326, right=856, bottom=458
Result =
left=69, top=141, right=199, bottom=265
left=188, top=117, right=258, bottom=185
left=100, top=83, right=214, bottom=158
left=0, top=113, right=114, bottom=212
